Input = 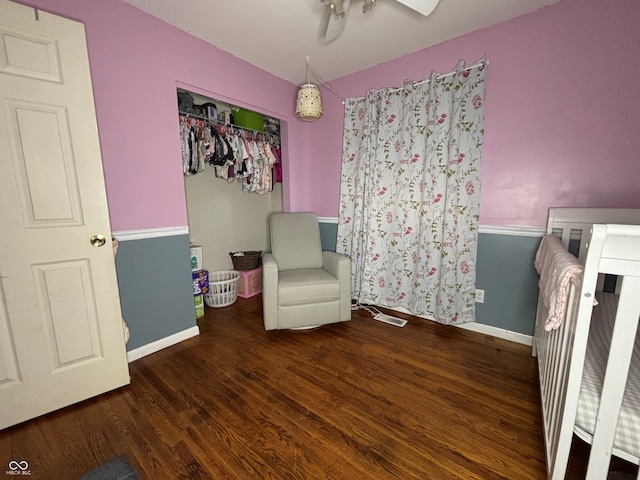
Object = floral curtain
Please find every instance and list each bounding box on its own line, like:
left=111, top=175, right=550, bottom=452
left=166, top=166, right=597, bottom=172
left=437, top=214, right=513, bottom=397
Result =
left=336, top=58, right=487, bottom=325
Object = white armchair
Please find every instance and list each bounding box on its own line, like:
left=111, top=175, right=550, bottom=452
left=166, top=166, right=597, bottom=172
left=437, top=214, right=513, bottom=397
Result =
left=262, top=212, right=351, bottom=331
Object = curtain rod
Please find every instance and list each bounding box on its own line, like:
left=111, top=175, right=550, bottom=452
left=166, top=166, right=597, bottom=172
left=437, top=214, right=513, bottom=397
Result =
left=343, top=60, right=487, bottom=104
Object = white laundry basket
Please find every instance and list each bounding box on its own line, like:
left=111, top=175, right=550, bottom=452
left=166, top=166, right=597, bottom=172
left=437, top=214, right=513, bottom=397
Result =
left=204, top=270, right=242, bottom=308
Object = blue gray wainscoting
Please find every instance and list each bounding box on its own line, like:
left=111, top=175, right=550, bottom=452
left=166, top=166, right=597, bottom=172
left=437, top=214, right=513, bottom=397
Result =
left=113, top=231, right=197, bottom=352
left=318, top=218, right=543, bottom=337
left=475, top=230, right=542, bottom=336
left=318, top=218, right=339, bottom=252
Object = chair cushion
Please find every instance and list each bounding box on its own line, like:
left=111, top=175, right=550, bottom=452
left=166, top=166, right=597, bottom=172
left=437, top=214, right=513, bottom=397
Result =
left=270, top=212, right=323, bottom=271
left=278, top=269, right=340, bottom=306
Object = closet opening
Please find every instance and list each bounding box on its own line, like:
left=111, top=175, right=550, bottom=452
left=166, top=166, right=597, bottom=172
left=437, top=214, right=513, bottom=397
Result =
left=177, top=88, right=283, bottom=311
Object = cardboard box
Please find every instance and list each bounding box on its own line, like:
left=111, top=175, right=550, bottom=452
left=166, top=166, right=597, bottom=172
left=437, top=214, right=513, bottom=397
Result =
left=190, top=246, right=202, bottom=271
left=237, top=267, right=262, bottom=299
left=192, top=269, right=209, bottom=296
left=194, top=294, right=204, bottom=318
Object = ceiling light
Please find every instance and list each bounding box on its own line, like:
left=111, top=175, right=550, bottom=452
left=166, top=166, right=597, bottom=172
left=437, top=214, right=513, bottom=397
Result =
left=295, top=58, right=323, bottom=122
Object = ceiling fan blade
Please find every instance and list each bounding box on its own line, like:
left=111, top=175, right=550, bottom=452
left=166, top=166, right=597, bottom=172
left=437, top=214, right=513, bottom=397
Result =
left=325, top=0, right=351, bottom=43
left=394, top=0, right=440, bottom=16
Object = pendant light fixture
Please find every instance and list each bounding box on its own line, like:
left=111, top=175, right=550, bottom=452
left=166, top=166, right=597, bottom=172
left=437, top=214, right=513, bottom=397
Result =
left=295, top=57, right=323, bottom=121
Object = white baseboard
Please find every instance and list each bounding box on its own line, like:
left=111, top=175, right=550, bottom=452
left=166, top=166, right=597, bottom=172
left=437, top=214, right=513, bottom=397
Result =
left=387, top=305, right=533, bottom=346
left=455, top=321, right=533, bottom=346
left=126, top=325, right=200, bottom=363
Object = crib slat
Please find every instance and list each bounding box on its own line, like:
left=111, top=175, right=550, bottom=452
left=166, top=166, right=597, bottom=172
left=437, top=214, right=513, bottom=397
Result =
left=537, top=280, right=582, bottom=480
left=549, top=283, right=587, bottom=480
left=538, top=223, right=606, bottom=480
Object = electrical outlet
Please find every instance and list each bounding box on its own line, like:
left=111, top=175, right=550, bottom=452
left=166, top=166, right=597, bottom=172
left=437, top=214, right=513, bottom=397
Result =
left=475, top=289, right=485, bottom=303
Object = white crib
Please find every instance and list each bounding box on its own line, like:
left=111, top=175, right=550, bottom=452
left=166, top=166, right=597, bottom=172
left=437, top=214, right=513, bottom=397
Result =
left=533, top=208, right=640, bottom=479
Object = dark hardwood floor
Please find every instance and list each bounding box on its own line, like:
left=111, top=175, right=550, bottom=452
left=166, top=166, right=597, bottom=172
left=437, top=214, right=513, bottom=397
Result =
left=1, top=295, right=634, bottom=479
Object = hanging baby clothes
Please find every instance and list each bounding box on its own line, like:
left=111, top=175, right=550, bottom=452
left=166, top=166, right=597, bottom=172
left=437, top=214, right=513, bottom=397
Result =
left=179, top=116, right=207, bottom=175
left=273, top=145, right=282, bottom=183
left=178, top=114, right=281, bottom=195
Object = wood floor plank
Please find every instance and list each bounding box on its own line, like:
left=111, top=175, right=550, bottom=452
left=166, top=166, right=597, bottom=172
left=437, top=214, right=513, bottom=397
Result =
left=2, top=294, right=637, bottom=479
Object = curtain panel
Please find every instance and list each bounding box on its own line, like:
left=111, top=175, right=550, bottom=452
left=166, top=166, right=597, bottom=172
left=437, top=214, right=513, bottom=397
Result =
left=337, top=58, right=487, bottom=325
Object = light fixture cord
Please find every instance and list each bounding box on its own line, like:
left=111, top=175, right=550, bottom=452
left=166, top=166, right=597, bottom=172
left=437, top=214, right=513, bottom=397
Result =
left=305, top=56, right=344, bottom=101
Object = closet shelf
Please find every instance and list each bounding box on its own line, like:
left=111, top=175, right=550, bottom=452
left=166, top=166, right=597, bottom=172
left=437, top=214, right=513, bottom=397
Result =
left=178, top=110, right=279, bottom=144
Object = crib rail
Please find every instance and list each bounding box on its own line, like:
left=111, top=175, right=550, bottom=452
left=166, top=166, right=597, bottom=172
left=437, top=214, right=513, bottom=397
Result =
left=535, top=260, right=590, bottom=480
left=534, top=219, right=640, bottom=480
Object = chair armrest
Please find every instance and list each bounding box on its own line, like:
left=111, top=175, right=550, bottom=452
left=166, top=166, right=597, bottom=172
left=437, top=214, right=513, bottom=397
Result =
left=322, top=251, right=352, bottom=321
left=262, top=252, right=279, bottom=330
left=322, top=250, right=348, bottom=277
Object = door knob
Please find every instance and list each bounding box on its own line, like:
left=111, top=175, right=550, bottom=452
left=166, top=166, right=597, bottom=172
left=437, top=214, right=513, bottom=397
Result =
left=90, top=234, right=106, bottom=247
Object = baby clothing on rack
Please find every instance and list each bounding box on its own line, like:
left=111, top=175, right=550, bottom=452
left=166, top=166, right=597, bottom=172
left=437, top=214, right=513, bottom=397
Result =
left=178, top=114, right=281, bottom=195
left=273, top=145, right=282, bottom=183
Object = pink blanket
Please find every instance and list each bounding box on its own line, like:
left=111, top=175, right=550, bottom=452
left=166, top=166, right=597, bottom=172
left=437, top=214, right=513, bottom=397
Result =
left=534, top=234, right=584, bottom=331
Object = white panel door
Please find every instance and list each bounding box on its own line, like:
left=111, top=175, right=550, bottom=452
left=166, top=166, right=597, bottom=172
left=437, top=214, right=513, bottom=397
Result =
left=0, top=0, right=130, bottom=430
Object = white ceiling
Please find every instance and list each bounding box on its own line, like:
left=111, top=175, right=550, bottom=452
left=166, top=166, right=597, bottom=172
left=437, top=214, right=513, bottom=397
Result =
left=121, top=0, right=559, bottom=85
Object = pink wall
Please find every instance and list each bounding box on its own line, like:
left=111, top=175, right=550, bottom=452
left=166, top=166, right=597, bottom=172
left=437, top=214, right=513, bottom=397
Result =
left=13, top=0, right=640, bottom=230
left=308, top=0, right=640, bottom=227
left=15, top=0, right=311, bottom=231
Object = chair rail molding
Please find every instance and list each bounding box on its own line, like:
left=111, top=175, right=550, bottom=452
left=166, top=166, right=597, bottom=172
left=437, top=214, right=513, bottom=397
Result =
left=112, top=226, right=189, bottom=242
left=318, top=217, right=545, bottom=238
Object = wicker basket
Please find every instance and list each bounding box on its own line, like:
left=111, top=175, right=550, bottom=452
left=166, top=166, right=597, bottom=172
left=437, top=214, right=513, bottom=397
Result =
left=204, top=270, right=241, bottom=308
left=229, top=251, right=262, bottom=271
